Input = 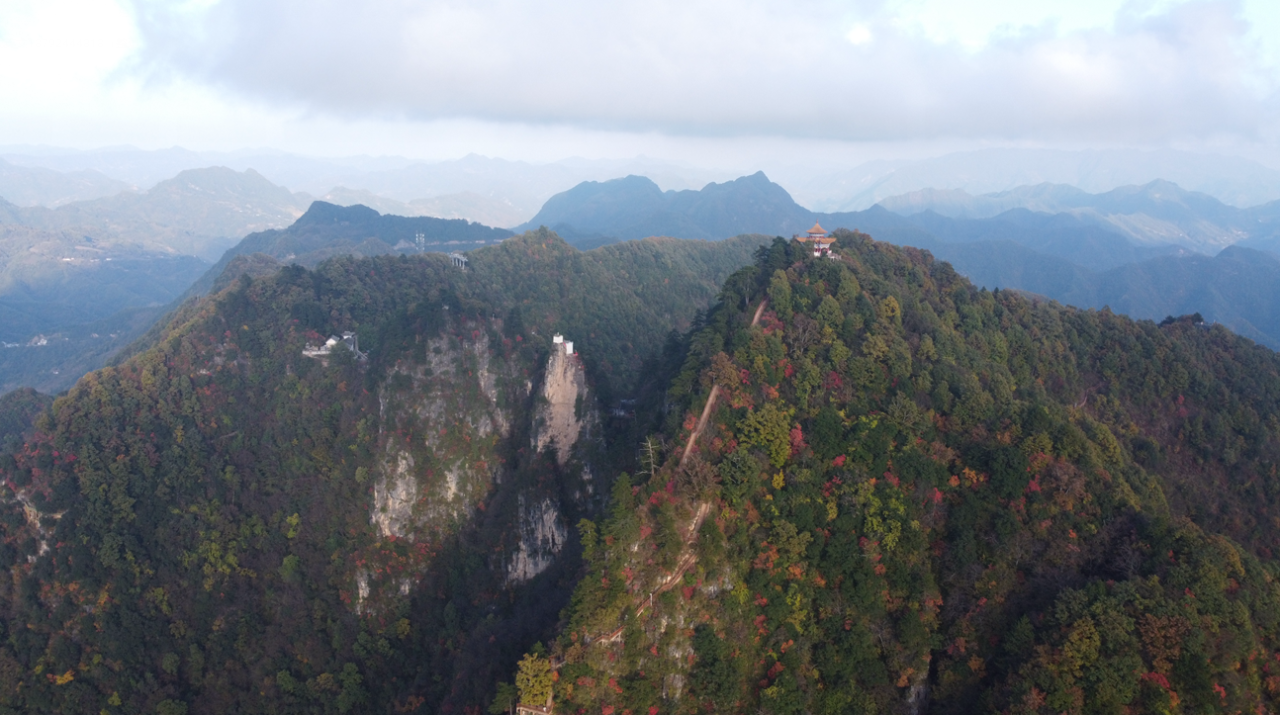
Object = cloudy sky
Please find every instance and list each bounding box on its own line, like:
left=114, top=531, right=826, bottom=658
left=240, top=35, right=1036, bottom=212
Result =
left=2, top=0, right=1278, bottom=168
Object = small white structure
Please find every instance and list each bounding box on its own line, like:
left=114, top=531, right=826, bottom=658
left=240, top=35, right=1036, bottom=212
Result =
left=448, top=252, right=468, bottom=269
left=551, top=334, right=574, bottom=355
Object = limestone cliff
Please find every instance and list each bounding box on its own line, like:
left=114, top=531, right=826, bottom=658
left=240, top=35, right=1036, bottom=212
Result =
left=506, top=496, right=568, bottom=583
left=360, top=329, right=522, bottom=610
left=533, top=343, right=588, bottom=464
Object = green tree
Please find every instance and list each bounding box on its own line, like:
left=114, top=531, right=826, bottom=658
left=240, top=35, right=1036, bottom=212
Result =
left=515, top=653, right=553, bottom=707
left=769, top=270, right=793, bottom=320
left=739, top=401, right=795, bottom=467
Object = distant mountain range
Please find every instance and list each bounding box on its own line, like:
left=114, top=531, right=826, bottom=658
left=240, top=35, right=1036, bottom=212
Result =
left=790, top=147, right=1280, bottom=211
left=0, top=165, right=518, bottom=392
left=13, top=144, right=1280, bottom=217
left=523, top=171, right=1280, bottom=348
left=877, top=180, right=1280, bottom=254
left=1, top=148, right=730, bottom=224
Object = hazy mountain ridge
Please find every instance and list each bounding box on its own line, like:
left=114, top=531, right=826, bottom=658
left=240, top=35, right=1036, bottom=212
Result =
left=319, top=187, right=526, bottom=228
left=794, top=147, right=1280, bottom=212
left=880, top=179, right=1280, bottom=254
left=0, top=158, right=130, bottom=207
left=0, top=167, right=318, bottom=392
left=13, top=145, right=1280, bottom=221
left=7, top=167, right=312, bottom=261
left=2, top=148, right=731, bottom=225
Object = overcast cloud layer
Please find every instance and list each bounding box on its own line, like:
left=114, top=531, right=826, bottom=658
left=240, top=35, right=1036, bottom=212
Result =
left=121, top=0, right=1277, bottom=145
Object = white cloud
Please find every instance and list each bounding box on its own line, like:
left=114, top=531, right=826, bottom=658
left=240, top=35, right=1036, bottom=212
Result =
left=0, top=0, right=137, bottom=99
left=2, top=0, right=1278, bottom=161
left=112, top=0, right=1276, bottom=145
left=847, top=25, right=874, bottom=46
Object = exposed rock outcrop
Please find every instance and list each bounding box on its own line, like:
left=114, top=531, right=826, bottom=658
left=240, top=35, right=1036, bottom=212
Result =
left=371, top=332, right=514, bottom=537
left=360, top=329, right=520, bottom=610
left=373, top=451, right=419, bottom=539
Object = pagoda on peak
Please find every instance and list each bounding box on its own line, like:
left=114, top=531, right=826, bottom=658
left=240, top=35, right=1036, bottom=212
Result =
left=794, top=221, right=837, bottom=258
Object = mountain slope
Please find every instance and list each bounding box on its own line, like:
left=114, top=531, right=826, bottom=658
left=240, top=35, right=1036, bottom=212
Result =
left=0, top=228, right=771, bottom=714
left=4, top=229, right=1280, bottom=714
left=548, top=232, right=1280, bottom=715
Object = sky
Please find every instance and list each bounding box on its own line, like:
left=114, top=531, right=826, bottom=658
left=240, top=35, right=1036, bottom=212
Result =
left=1, top=0, right=1279, bottom=169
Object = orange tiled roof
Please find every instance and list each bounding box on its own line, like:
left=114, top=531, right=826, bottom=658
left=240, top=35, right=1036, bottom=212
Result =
left=807, top=222, right=827, bottom=235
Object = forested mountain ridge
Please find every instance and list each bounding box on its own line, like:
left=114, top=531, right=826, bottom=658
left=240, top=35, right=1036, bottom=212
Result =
left=185, top=201, right=515, bottom=297
left=539, top=233, right=1280, bottom=715
left=0, top=229, right=771, bottom=714
left=525, top=172, right=1280, bottom=349
left=6, top=222, right=1280, bottom=714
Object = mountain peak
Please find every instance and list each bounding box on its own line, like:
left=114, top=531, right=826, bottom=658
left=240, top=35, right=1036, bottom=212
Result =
left=297, top=200, right=382, bottom=225
left=520, top=171, right=810, bottom=246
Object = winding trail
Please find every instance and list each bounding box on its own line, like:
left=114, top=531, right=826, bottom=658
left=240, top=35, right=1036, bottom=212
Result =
left=679, top=299, right=768, bottom=468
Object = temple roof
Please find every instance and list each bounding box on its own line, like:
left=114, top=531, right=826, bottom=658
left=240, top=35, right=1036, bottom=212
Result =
left=807, top=222, right=827, bottom=235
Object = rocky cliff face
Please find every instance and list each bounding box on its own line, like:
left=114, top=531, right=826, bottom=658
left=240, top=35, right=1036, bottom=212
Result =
left=506, top=496, right=568, bottom=583
left=533, top=344, right=588, bottom=464
left=359, top=330, right=525, bottom=610
left=373, top=333, right=515, bottom=534
left=359, top=330, right=606, bottom=606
